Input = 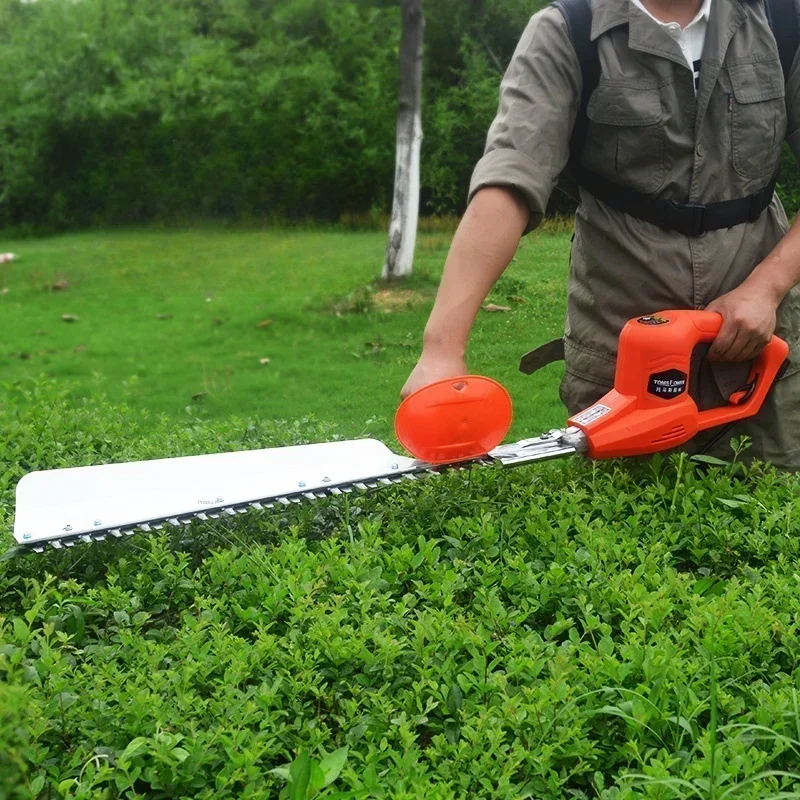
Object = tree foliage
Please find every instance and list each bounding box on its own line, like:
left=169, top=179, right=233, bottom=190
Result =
left=1, top=0, right=797, bottom=229
left=0, top=0, right=552, bottom=229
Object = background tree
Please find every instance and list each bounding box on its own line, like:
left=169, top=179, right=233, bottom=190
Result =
left=382, top=0, right=424, bottom=280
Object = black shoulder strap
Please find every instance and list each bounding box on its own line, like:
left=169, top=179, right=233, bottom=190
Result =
left=551, top=0, right=600, bottom=169
left=764, top=0, right=800, bottom=82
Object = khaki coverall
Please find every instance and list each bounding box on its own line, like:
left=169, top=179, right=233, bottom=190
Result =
left=469, top=0, right=800, bottom=469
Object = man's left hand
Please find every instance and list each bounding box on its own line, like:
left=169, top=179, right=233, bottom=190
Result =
left=705, top=283, right=779, bottom=362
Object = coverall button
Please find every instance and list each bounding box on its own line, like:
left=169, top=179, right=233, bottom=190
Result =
left=696, top=143, right=705, bottom=158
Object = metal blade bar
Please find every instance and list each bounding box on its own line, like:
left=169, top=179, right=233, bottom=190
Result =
left=18, top=461, right=482, bottom=553
left=14, top=430, right=585, bottom=554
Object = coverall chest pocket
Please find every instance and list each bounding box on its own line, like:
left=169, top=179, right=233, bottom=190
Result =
left=583, top=82, right=666, bottom=194
left=728, top=59, right=786, bottom=179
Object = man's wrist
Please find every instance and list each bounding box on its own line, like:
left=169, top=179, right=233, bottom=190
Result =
left=423, top=326, right=467, bottom=358
left=744, top=266, right=791, bottom=308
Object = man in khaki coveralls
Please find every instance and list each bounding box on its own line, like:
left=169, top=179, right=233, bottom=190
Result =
left=402, top=0, right=800, bottom=469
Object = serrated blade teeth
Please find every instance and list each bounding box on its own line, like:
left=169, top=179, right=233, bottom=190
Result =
left=16, top=453, right=492, bottom=553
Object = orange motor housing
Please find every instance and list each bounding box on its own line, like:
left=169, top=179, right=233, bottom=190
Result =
left=568, top=310, right=789, bottom=458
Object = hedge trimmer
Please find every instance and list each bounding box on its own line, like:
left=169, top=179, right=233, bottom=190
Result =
left=12, top=310, right=789, bottom=553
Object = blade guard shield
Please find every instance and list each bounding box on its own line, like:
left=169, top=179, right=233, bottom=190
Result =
left=395, top=376, right=513, bottom=463
left=568, top=310, right=789, bottom=458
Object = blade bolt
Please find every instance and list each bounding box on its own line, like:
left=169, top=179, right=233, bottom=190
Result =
left=391, top=464, right=399, bottom=470
left=298, top=481, right=307, bottom=488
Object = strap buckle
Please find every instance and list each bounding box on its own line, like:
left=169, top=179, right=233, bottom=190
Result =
left=668, top=200, right=707, bottom=237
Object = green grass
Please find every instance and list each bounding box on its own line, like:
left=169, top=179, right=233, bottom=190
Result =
left=0, top=226, right=571, bottom=443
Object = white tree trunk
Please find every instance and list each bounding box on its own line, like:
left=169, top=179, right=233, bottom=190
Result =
left=382, top=0, right=424, bottom=280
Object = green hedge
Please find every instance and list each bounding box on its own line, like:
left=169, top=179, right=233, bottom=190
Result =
left=3, top=381, right=800, bottom=797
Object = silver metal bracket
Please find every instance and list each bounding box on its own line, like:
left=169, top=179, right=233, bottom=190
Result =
left=489, top=427, right=587, bottom=467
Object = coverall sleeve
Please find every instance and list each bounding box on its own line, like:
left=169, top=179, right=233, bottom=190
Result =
left=785, top=3, right=800, bottom=161
left=468, top=7, right=582, bottom=235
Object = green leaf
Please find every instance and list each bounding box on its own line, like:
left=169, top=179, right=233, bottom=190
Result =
left=12, top=617, right=29, bottom=641
left=121, top=737, right=148, bottom=762
left=269, top=767, right=291, bottom=781
left=718, top=497, right=745, bottom=509
left=598, top=636, right=614, bottom=657
left=288, top=749, right=311, bottom=800
left=172, top=747, right=190, bottom=763
left=319, top=746, right=349, bottom=787
left=310, top=763, right=326, bottom=792
left=445, top=684, right=463, bottom=715
left=444, top=720, right=461, bottom=745
left=55, top=691, right=78, bottom=710
left=30, top=775, right=45, bottom=795
left=693, top=578, right=727, bottom=597
left=114, top=610, right=131, bottom=626
left=691, top=454, right=730, bottom=466
left=1, top=547, right=25, bottom=561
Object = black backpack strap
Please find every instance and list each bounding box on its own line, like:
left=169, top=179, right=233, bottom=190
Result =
left=764, top=0, right=800, bottom=82
left=551, top=0, right=600, bottom=169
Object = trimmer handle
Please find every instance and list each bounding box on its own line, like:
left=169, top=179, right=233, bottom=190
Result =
left=569, top=310, right=789, bottom=459
left=689, top=312, right=789, bottom=431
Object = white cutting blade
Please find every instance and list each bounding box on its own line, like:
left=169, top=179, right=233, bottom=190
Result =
left=14, top=438, right=417, bottom=548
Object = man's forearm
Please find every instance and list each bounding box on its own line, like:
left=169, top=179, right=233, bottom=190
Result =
left=747, top=213, right=800, bottom=304
left=423, top=187, right=530, bottom=356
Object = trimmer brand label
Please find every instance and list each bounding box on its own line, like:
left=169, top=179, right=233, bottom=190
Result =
left=637, top=315, right=670, bottom=326
left=572, top=404, right=611, bottom=426
left=648, top=369, right=687, bottom=398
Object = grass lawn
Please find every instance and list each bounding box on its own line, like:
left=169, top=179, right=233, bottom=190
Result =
left=0, top=225, right=571, bottom=444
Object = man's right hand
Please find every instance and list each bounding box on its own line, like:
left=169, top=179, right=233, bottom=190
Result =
left=400, top=349, right=468, bottom=400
